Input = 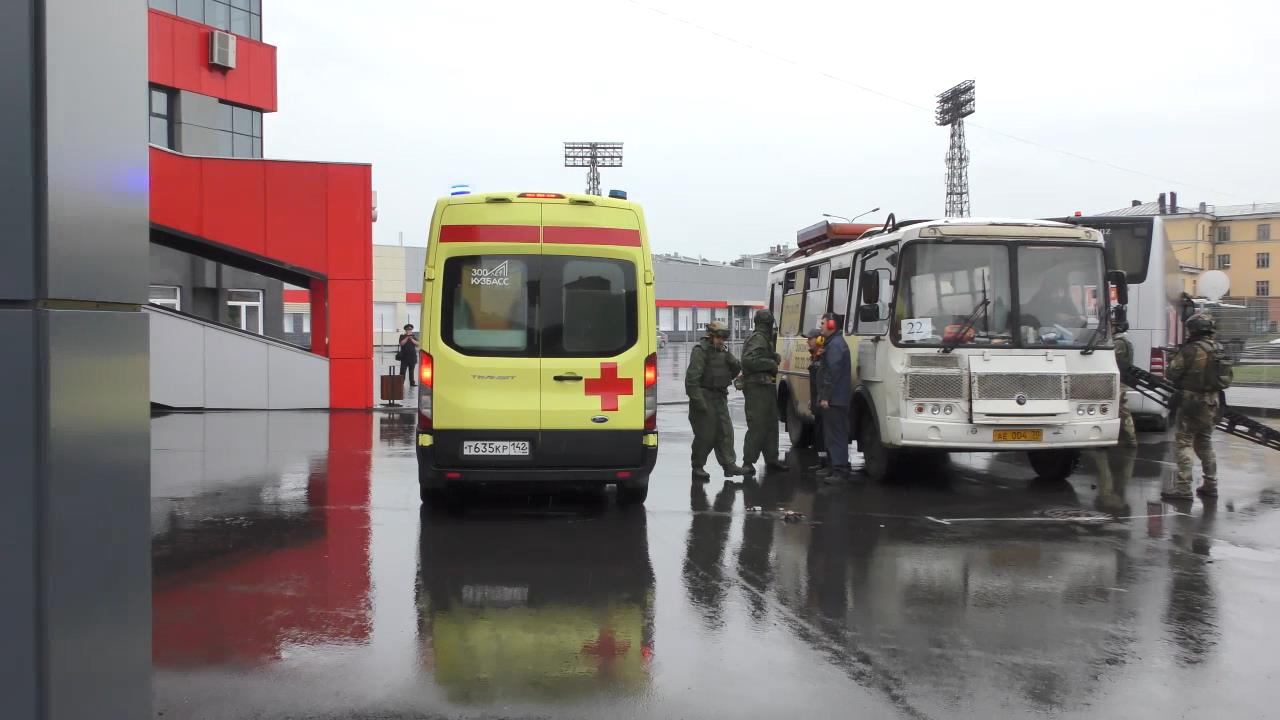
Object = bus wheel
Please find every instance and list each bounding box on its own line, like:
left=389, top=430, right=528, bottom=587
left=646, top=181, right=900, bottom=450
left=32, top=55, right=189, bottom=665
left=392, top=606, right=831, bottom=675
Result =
left=858, top=416, right=891, bottom=482
left=617, top=480, right=649, bottom=507
left=1027, top=450, right=1079, bottom=482
left=786, top=398, right=814, bottom=448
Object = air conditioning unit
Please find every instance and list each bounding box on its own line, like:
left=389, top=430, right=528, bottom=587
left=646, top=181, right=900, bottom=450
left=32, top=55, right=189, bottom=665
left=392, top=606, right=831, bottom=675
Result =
left=209, top=30, right=237, bottom=69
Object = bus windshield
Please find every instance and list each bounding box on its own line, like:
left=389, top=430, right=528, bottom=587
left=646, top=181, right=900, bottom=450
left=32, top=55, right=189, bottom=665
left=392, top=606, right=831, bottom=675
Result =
left=1016, top=245, right=1107, bottom=348
left=896, top=242, right=1107, bottom=348
left=897, top=243, right=1012, bottom=346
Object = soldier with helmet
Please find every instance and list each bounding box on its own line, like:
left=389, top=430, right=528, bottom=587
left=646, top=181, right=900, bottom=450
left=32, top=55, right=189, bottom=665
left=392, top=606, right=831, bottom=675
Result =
left=686, top=321, right=745, bottom=481
left=739, top=309, right=789, bottom=476
left=1112, top=310, right=1138, bottom=447
left=1163, top=312, right=1234, bottom=500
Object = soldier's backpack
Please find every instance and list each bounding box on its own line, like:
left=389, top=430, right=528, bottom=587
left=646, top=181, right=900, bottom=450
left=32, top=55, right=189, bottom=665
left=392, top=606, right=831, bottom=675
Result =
left=1196, top=338, right=1234, bottom=391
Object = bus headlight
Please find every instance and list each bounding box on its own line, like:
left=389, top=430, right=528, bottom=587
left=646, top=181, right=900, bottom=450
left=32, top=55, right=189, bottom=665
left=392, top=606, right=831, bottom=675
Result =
left=1077, top=405, right=1086, bottom=416
left=1100, top=404, right=1110, bottom=415
left=943, top=405, right=954, bottom=416
left=931, top=404, right=941, bottom=415
left=1087, top=405, right=1097, bottom=415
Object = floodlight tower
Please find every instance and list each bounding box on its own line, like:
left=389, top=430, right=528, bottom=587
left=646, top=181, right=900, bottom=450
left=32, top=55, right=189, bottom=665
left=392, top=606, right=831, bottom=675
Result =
left=564, top=142, right=623, bottom=196
left=936, top=80, right=975, bottom=218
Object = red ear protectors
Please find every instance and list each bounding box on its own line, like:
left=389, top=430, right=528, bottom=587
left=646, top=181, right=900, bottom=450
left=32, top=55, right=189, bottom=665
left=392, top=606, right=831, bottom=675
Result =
left=823, top=314, right=838, bottom=331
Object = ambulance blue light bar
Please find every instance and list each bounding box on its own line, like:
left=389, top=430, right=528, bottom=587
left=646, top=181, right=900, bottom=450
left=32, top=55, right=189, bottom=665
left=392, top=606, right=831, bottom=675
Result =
left=608, top=189, right=628, bottom=200
left=450, top=184, right=471, bottom=196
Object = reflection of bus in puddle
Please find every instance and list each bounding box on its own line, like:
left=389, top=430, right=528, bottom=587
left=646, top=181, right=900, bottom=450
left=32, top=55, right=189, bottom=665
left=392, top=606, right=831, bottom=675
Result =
left=770, top=495, right=1131, bottom=712
left=416, top=511, right=654, bottom=703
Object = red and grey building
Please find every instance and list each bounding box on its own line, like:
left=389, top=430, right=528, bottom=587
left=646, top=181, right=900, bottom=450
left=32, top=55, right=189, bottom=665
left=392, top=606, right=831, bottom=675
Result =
left=145, top=0, right=374, bottom=408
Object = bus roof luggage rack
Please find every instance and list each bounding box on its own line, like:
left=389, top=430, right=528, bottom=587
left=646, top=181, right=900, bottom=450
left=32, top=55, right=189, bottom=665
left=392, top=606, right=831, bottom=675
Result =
left=790, top=214, right=933, bottom=260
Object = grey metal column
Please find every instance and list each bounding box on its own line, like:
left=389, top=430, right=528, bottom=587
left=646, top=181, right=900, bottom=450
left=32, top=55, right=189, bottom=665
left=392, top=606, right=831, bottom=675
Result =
left=0, top=1, right=151, bottom=718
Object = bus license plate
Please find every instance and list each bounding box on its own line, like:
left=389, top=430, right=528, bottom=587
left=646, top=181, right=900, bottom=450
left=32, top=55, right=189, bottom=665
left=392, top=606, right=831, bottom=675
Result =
left=993, top=429, right=1043, bottom=442
left=462, top=440, right=530, bottom=456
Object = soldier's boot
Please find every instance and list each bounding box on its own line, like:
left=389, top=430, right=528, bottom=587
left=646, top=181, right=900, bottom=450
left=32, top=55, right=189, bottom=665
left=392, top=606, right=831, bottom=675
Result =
left=1161, top=480, right=1194, bottom=501
left=740, top=463, right=757, bottom=478
left=691, top=467, right=711, bottom=481
left=722, top=463, right=745, bottom=478
left=766, top=459, right=789, bottom=471
left=1196, top=477, right=1219, bottom=498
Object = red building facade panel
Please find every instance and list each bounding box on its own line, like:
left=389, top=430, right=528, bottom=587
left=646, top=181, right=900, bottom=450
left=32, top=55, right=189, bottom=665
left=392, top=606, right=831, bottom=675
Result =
left=148, top=10, right=278, bottom=112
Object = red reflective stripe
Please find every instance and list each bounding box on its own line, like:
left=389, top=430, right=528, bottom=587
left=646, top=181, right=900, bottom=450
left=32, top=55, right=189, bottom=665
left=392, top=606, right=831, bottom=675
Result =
left=439, top=224, right=539, bottom=243
left=405, top=292, right=422, bottom=302
left=543, top=226, right=642, bottom=247
left=655, top=299, right=728, bottom=308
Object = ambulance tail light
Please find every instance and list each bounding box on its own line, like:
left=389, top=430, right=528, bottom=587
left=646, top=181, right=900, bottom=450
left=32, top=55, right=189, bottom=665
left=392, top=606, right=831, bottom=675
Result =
left=518, top=192, right=564, bottom=199
left=1149, top=347, right=1166, bottom=378
left=418, top=351, right=433, bottom=430
left=644, top=352, right=658, bottom=431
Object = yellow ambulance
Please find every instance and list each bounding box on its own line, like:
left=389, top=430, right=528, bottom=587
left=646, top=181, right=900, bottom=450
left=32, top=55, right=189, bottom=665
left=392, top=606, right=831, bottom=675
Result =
left=415, top=191, right=658, bottom=506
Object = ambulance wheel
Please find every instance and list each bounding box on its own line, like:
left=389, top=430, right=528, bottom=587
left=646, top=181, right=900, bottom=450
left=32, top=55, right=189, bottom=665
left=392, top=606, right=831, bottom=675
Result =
left=1028, top=449, right=1079, bottom=482
left=420, top=484, right=456, bottom=512
left=786, top=398, right=814, bottom=448
left=617, top=481, right=649, bottom=507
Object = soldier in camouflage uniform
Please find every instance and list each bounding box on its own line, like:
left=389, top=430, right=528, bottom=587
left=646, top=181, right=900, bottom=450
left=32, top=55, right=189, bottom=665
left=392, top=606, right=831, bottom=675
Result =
left=740, top=310, right=789, bottom=476
left=1113, top=316, right=1138, bottom=447
left=1163, top=312, right=1225, bottom=500
left=686, top=321, right=745, bottom=481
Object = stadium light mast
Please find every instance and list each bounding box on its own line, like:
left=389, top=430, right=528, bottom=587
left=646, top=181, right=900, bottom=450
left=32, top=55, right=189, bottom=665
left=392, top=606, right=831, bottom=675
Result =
left=564, top=142, right=623, bottom=196
left=936, top=80, right=975, bottom=218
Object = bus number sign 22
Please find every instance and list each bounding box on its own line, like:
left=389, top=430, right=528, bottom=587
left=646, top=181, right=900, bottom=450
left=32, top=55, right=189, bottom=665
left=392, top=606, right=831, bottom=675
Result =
left=901, top=318, right=932, bottom=342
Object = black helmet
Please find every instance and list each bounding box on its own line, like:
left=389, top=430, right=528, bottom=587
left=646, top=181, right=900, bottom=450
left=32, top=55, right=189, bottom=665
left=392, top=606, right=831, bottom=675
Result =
left=754, top=309, right=775, bottom=326
left=1185, top=312, right=1216, bottom=336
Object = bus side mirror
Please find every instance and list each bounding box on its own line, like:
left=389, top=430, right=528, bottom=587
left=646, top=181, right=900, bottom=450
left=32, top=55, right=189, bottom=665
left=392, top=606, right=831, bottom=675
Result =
left=1112, top=306, right=1127, bottom=329
left=1107, top=269, right=1128, bottom=306
left=858, top=303, right=881, bottom=323
left=860, top=270, right=879, bottom=305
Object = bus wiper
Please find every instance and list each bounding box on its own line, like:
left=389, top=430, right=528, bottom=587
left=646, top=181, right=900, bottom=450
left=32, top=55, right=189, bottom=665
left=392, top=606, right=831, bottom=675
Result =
left=940, top=298, right=990, bottom=354
left=1080, top=303, right=1107, bottom=355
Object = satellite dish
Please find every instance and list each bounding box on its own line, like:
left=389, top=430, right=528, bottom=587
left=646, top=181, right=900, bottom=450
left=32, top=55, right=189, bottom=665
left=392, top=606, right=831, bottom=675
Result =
left=1199, top=270, right=1230, bottom=301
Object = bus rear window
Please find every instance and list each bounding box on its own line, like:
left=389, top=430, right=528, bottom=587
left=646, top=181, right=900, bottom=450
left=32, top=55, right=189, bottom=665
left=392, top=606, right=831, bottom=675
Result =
left=1097, top=220, right=1153, bottom=284
left=442, top=256, right=535, bottom=355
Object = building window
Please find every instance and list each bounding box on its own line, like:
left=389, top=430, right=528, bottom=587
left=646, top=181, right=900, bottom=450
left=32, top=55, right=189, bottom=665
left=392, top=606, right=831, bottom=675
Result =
left=1258, top=281, right=1271, bottom=297
left=1216, top=225, right=1231, bottom=243
left=154, top=0, right=262, bottom=41
left=148, top=285, right=181, bottom=311
left=149, top=87, right=173, bottom=149
left=285, top=312, right=311, bottom=334
left=1260, top=224, right=1272, bottom=241
left=225, top=289, right=263, bottom=334
left=214, top=102, right=263, bottom=158
left=694, top=307, right=712, bottom=331
left=657, top=307, right=674, bottom=331
left=1258, top=253, right=1271, bottom=269
left=677, top=307, right=693, bottom=332
left=1217, top=254, right=1231, bottom=270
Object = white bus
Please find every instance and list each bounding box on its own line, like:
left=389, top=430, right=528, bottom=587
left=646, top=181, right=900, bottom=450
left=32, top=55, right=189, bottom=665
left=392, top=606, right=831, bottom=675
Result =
left=1055, top=215, right=1185, bottom=430
left=770, top=217, right=1127, bottom=482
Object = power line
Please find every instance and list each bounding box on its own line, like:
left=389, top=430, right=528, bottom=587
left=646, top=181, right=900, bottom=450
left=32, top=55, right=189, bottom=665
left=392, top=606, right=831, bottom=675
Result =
left=621, top=0, right=1247, bottom=202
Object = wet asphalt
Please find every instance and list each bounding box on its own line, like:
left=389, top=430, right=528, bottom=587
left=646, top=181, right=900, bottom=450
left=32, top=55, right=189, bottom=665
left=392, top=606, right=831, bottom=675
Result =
left=152, top=351, right=1280, bottom=719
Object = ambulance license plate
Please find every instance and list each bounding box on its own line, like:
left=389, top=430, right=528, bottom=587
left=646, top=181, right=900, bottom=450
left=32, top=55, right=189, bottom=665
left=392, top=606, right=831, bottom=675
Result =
left=993, top=429, right=1043, bottom=442
left=463, top=440, right=530, bottom=456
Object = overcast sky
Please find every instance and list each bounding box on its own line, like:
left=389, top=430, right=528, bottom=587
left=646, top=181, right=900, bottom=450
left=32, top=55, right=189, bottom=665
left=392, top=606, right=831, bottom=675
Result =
left=265, top=0, right=1280, bottom=258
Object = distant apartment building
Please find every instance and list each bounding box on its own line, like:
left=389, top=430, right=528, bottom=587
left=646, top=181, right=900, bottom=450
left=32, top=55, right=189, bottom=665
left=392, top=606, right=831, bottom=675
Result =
left=1097, top=194, right=1280, bottom=323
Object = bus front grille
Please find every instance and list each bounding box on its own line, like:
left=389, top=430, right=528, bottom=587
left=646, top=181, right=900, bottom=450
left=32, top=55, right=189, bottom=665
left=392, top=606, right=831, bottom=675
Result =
left=1068, top=374, right=1117, bottom=400
left=973, top=373, right=1066, bottom=401
left=905, top=373, right=965, bottom=400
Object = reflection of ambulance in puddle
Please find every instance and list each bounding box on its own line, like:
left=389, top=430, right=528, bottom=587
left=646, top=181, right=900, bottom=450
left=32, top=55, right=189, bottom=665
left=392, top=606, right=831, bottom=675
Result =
left=414, top=191, right=659, bottom=508
left=416, top=513, right=654, bottom=703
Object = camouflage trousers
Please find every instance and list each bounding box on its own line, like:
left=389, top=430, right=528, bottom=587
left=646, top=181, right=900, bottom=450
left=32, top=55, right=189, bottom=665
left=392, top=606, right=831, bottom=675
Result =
left=1118, top=396, right=1137, bottom=447
left=1174, top=392, right=1218, bottom=491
